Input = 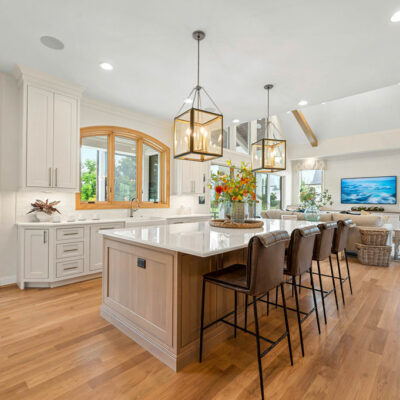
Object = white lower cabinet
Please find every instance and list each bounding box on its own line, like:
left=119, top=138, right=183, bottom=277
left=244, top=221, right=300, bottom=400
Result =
left=90, top=223, right=125, bottom=271
left=24, top=229, right=49, bottom=279
left=18, top=221, right=126, bottom=289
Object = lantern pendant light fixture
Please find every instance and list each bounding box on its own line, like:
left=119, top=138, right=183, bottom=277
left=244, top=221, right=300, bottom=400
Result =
left=251, top=84, right=286, bottom=173
left=174, top=31, right=223, bottom=161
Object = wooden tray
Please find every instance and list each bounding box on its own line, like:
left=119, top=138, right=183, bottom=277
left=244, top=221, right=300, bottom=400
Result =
left=209, top=219, right=264, bottom=229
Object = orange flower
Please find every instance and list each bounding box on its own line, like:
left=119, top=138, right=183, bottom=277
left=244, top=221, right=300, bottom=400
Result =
left=215, top=185, right=223, bottom=194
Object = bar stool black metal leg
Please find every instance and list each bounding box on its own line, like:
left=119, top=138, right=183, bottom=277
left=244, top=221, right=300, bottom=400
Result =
left=317, top=261, right=327, bottom=324
left=344, top=250, right=353, bottom=295
left=336, top=252, right=346, bottom=305
left=309, top=266, right=321, bottom=334
left=234, top=291, right=237, bottom=338
left=244, top=294, right=248, bottom=330
left=253, top=296, right=265, bottom=400
left=299, top=274, right=302, bottom=294
left=275, top=286, right=278, bottom=308
left=199, top=279, right=206, bottom=362
left=280, top=283, right=293, bottom=366
left=329, top=256, right=339, bottom=310
left=267, top=291, right=270, bottom=316
left=293, top=276, right=305, bottom=357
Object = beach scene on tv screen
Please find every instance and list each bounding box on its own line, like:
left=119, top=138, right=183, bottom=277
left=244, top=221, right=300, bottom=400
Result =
left=341, top=176, right=397, bottom=204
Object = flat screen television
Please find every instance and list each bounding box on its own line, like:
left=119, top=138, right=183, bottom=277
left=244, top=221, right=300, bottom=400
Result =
left=341, top=176, right=397, bottom=204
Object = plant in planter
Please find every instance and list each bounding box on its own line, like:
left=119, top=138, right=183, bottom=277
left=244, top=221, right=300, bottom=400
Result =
left=28, top=199, right=61, bottom=222
left=299, top=186, right=333, bottom=221
left=210, top=161, right=257, bottom=222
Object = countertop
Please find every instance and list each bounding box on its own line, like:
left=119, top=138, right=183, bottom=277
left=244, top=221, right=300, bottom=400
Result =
left=99, top=219, right=317, bottom=257
left=16, top=213, right=212, bottom=227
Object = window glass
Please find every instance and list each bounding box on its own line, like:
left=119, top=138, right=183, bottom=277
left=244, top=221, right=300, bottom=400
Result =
left=236, top=122, right=249, bottom=153
left=223, top=128, right=230, bottom=149
left=300, top=170, right=323, bottom=199
left=80, top=136, right=108, bottom=201
left=255, top=173, right=282, bottom=215
left=142, top=143, right=160, bottom=202
left=114, top=136, right=137, bottom=201
left=210, top=164, right=231, bottom=217
left=269, top=174, right=281, bottom=209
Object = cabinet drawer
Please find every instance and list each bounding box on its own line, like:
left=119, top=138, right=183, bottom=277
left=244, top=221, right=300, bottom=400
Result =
left=56, top=242, right=84, bottom=259
left=56, top=227, right=84, bottom=241
left=56, top=258, right=84, bottom=278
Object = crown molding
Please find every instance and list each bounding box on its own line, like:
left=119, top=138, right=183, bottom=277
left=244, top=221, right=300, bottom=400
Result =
left=13, top=65, right=86, bottom=97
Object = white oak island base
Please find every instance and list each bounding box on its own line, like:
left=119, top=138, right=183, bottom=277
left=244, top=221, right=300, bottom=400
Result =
left=100, top=236, right=253, bottom=371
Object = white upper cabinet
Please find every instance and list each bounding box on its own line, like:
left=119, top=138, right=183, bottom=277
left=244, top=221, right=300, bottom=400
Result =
left=26, top=86, right=54, bottom=187
left=173, top=159, right=209, bottom=195
left=53, top=93, right=78, bottom=188
left=15, top=66, right=85, bottom=190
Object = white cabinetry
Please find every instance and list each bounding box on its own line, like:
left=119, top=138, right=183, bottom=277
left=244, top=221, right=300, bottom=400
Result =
left=173, top=159, right=209, bottom=195
left=24, top=229, right=49, bottom=279
left=90, top=222, right=125, bottom=271
left=14, top=66, right=84, bottom=190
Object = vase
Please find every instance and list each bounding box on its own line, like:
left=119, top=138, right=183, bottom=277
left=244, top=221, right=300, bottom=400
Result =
left=231, top=202, right=245, bottom=222
left=304, top=205, right=321, bottom=222
left=36, top=211, right=53, bottom=222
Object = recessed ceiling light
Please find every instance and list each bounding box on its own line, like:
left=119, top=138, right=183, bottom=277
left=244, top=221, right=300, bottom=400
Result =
left=99, top=62, right=113, bottom=71
left=298, top=100, right=308, bottom=106
left=232, top=119, right=240, bottom=123
left=40, top=35, right=64, bottom=50
left=321, top=102, right=326, bottom=104
left=184, top=98, right=193, bottom=104
left=391, top=11, right=400, bottom=22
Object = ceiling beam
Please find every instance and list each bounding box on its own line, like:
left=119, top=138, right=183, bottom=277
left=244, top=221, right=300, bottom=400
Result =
left=291, top=110, right=318, bottom=147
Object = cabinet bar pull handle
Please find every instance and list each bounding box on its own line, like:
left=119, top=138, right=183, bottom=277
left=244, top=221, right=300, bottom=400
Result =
left=64, top=248, right=78, bottom=252
left=64, top=266, right=78, bottom=271
left=49, top=168, right=52, bottom=187
left=43, top=231, right=47, bottom=244
left=55, top=168, right=58, bottom=187
left=64, top=232, right=79, bottom=236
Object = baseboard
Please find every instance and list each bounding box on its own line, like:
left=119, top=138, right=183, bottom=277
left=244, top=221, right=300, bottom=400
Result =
left=0, top=275, right=17, bottom=287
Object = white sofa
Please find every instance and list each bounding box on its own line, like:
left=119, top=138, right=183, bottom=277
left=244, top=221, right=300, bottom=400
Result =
left=261, top=210, right=383, bottom=253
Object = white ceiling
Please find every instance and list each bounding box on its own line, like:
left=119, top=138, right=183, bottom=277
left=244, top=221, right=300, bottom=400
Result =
left=1, top=0, right=400, bottom=126
left=280, top=83, right=400, bottom=144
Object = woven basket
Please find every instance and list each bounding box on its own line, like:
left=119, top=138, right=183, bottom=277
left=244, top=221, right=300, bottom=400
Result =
left=359, top=227, right=389, bottom=246
left=355, top=243, right=391, bottom=267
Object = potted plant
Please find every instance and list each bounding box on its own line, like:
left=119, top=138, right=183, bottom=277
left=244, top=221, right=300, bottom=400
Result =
left=299, top=186, right=333, bottom=222
left=210, top=161, right=257, bottom=222
left=28, top=199, right=61, bottom=222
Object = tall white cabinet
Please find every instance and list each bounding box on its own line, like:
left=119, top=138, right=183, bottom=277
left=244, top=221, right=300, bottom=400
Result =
left=14, top=66, right=84, bottom=190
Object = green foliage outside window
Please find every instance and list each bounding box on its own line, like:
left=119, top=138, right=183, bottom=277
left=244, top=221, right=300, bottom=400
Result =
left=81, top=159, right=97, bottom=201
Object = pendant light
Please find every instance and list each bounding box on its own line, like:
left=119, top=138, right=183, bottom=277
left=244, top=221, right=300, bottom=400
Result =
left=174, top=31, right=223, bottom=161
left=251, top=84, right=286, bottom=172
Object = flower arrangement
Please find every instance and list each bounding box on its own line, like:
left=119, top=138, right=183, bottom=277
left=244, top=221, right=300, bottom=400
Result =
left=210, top=161, right=257, bottom=205
left=28, top=199, right=61, bottom=215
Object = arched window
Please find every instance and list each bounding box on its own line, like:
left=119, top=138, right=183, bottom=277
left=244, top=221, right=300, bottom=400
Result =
left=76, top=126, right=170, bottom=209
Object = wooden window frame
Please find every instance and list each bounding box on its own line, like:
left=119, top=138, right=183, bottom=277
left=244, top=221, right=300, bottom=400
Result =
left=76, top=126, right=170, bottom=210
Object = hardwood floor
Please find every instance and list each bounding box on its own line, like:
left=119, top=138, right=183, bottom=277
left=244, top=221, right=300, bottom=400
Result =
left=1, top=257, right=400, bottom=399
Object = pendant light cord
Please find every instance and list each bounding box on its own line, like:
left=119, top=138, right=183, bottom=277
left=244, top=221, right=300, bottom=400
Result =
left=267, top=86, right=270, bottom=139
left=197, top=36, right=200, bottom=87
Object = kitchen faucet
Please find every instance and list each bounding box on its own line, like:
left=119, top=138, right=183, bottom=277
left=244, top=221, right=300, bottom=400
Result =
left=130, top=197, right=139, bottom=217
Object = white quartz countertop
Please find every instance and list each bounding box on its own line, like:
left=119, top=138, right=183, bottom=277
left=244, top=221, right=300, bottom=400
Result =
left=16, top=213, right=212, bottom=227
left=99, top=219, right=317, bottom=257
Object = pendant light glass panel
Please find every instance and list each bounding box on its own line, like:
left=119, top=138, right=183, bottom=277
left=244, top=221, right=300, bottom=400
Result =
left=174, top=108, right=223, bottom=161
left=251, top=138, right=286, bottom=172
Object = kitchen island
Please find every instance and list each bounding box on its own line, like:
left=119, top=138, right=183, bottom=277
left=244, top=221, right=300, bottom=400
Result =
left=100, top=219, right=315, bottom=371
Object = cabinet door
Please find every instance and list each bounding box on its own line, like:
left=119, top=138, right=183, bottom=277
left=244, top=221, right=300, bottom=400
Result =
left=24, top=230, right=49, bottom=279
left=26, top=86, right=53, bottom=187
left=90, top=223, right=124, bottom=271
left=53, top=93, right=78, bottom=189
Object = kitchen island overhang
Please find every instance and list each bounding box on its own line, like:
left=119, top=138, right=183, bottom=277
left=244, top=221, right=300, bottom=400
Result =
left=99, top=220, right=315, bottom=371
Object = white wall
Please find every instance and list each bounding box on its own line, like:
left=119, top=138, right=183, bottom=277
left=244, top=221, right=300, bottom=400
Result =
left=0, top=72, right=19, bottom=285
left=291, top=149, right=400, bottom=212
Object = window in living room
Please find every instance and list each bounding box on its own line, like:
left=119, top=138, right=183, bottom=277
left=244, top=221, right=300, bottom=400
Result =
left=255, top=173, right=282, bottom=215
left=300, top=169, right=323, bottom=200
left=77, top=126, right=170, bottom=209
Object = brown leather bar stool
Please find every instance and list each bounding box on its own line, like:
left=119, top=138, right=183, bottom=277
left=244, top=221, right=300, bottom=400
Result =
left=263, top=226, right=320, bottom=357
left=332, top=219, right=353, bottom=305
left=199, top=231, right=292, bottom=400
left=312, top=222, right=339, bottom=324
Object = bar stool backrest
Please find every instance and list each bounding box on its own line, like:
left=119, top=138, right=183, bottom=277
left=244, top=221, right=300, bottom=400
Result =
left=247, top=230, right=289, bottom=297
left=332, top=219, right=353, bottom=253
left=286, top=226, right=320, bottom=276
left=313, top=222, right=337, bottom=261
